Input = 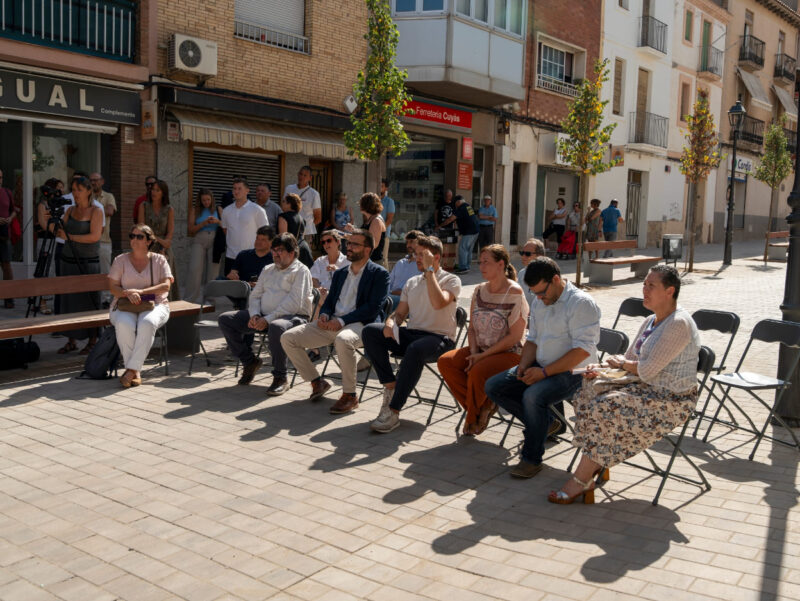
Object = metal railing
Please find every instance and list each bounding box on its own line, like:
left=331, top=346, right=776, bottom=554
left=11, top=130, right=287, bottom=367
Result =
left=739, top=34, right=765, bottom=67
left=234, top=19, right=309, bottom=54
left=629, top=111, right=668, bottom=147
left=536, top=73, right=579, bottom=97
left=0, top=0, right=136, bottom=62
left=784, top=127, right=797, bottom=152
left=734, top=115, right=765, bottom=146
left=700, top=46, right=723, bottom=76
left=774, top=53, right=796, bottom=81
left=638, top=16, right=667, bottom=54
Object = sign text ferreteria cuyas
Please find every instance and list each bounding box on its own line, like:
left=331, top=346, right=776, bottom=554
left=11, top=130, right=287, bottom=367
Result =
left=0, top=69, right=140, bottom=125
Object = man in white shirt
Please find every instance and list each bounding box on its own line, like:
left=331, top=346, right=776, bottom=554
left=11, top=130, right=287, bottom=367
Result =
left=486, top=257, right=600, bottom=479
left=281, top=229, right=390, bottom=413
left=388, top=230, right=423, bottom=310
left=362, top=235, right=462, bottom=433
left=284, top=166, right=321, bottom=243
left=221, top=178, right=269, bottom=276
left=218, top=233, right=313, bottom=395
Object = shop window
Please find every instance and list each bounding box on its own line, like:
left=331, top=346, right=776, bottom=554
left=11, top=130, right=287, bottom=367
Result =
left=385, top=142, right=446, bottom=238
left=31, top=123, right=100, bottom=192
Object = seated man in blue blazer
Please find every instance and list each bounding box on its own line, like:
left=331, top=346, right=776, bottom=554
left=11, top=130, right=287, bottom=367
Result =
left=282, top=229, right=390, bottom=414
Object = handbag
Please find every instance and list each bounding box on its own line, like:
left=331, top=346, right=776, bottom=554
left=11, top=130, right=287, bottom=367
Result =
left=117, top=256, right=156, bottom=313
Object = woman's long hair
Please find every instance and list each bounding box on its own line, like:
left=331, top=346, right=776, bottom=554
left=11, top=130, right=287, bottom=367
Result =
left=482, top=244, right=517, bottom=281
left=148, top=180, right=170, bottom=205
left=195, top=188, right=215, bottom=211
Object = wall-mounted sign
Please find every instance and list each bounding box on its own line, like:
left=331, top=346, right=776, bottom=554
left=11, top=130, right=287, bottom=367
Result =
left=123, top=126, right=135, bottom=144
left=611, top=145, right=625, bottom=166
left=457, top=162, right=473, bottom=190
left=0, top=68, right=140, bottom=124
left=728, top=155, right=753, bottom=174
left=462, top=137, right=473, bottom=160
left=167, top=121, right=180, bottom=142
left=404, top=99, right=472, bottom=131
left=141, top=100, right=157, bottom=140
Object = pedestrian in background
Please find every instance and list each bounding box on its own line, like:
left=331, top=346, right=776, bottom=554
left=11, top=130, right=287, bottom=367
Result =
left=601, top=198, right=624, bottom=257
left=380, top=178, right=395, bottom=269
left=453, top=195, right=479, bottom=274
left=477, top=194, right=497, bottom=249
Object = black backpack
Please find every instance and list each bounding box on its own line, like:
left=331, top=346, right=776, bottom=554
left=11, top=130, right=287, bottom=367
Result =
left=81, top=326, right=121, bottom=379
left=0, top=338, right=40, bottom=370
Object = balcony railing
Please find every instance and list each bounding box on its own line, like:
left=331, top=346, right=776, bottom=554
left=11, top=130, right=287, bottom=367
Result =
left=733, top=115, right=765, bottom=146
left=629, top=111, right=668, bottom=147
left=638, top=16, right=667, bottom=54
left=739, top=34, right=765, bottom=68
left=234, top=20, right=309, bottom=54
left=536, top=73, right=579, bottom=97
left=774, top=53, right=796, bottom=81
left=784, top=127, right=797, bottom=152
left=709, top=0, right=728, bottom=8
left=0, top=0, right=136, bottom=62
left=699, top=46, right=723, bottom=77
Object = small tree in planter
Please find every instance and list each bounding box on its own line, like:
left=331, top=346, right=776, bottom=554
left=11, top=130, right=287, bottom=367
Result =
left=678, top=87, right=722, bottom=272
left=557, top=59, right=620, bottom=287
left=752, top=117, right=793, bottom=262
left=343, top=0, right=413, bottom=192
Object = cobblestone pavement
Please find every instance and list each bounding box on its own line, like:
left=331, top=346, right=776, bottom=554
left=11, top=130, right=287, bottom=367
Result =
left=1, top=241, right=799, bottom=601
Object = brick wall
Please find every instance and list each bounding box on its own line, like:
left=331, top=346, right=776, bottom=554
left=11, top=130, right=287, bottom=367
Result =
left=157, top=0, right=369, bottom=114
left=111, top=132, right=157, bottom=251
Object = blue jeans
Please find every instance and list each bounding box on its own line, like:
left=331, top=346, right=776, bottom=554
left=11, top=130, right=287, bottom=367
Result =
left=458, top=233, right=478, bottom=270
left=485, top=364, right=583, bottom=464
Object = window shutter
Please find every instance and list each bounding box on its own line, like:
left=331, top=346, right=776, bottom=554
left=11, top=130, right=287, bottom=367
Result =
left=235, top=0, right=305, bottom=35
left=613, top=58, right=623, bottom=115
left=192, top=149, right=282, bottom=208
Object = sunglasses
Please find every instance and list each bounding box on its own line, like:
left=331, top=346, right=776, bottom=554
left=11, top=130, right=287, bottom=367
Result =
left=321, top=239, right=336, bottom=245
left=519, top=251, right=538, bottom=257
left=129, top=233, right=147, bottom=240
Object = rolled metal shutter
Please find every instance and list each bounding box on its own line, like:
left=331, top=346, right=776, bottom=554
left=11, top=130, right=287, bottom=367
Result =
left=191, top=148, right=282, bottom=206
left=234, top=0, right=305, bottom=35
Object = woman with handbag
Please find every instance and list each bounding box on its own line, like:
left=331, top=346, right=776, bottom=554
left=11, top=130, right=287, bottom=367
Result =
left=548, top=265, right=700, bottom=505
left=108, top=224, right=174, bottom=387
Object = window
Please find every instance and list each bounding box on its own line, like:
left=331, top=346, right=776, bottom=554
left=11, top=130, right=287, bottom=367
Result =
left=493, top=0, right=523, bottom=35
left=778, top=31, right=785, bottom=56
left=395, top=0, right=443, bottom=11
left=539, top=43, right=573, bottom=83
left=456, top=0, right=488, bottom=22
left=618, top=0, right=629, bottom=8
left=744, top=10, right=753, bottom=37
left=684, top=10, right=693, bottom=42
left=679, top=82, right=691, bottom=122
left=234, top=0, right=307, bottom=52
left=613, top=58, right=624, bottom=115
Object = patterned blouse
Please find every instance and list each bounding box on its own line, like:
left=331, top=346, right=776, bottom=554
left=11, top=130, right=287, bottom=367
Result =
left=470, top=281, right=529, bottom=354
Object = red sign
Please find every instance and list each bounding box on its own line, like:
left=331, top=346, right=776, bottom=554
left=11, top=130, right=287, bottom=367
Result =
left=405, top=100, right=472, bottom=130
left=457, top=163, right=473, bottom=190
left=462, top=137, right=473, bottom=160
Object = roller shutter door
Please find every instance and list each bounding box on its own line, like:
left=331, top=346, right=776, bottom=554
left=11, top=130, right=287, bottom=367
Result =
left=191, top=148, right=282, bottom=206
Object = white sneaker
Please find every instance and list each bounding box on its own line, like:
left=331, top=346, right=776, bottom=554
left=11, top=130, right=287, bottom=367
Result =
left=371, top=409, right=400, bottom=433
left=371, top=388, right=398, bottom=432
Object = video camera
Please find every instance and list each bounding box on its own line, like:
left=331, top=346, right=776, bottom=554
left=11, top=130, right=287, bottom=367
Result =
left=40, top=184, right=70, bottom=219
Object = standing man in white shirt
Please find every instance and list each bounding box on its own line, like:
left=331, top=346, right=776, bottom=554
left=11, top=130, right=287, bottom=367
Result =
left=218, top=233, right=313, bottom=395
left=90, top=172, right=116, bottom=305
left=284, top=166, right=321, bottom=244
left=380, top=178, right=395, bottom=269
left=220, top=178, right=269, bottom=276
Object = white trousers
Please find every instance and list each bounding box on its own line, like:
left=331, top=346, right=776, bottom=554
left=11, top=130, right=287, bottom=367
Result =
left=110, top=304, right=170, bottom=371
left=185, top=230, right=217, bottom=303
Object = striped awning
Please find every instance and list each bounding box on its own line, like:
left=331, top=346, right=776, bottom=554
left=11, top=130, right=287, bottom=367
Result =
left=170, top=109, right=350, bottom=160
left=772, top=84, right=798, bottom=121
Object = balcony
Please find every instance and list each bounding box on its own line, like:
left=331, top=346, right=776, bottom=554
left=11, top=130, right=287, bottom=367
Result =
left=629, top=111, right=668, bottom=148
left=784, top=127, right=797, bottom=152
left=638, top=16, right=667, bottom=54
left=733, top=115, right=765, bottom=146
left=234, top=20, right=309, bottom=54
left=0, top=0, right=136, bottom=62
left=536, top=73, right=579, bottom=98
left=774, top=53, right=796, bottom=83
left=699, top=46, right=723, bottom=79
left=739, top=35, right=765, bottom=70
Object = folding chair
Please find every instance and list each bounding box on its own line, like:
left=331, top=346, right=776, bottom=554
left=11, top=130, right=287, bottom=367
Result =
left=188, top=280, right=251, bottom=375
left=154, top=326, right=169, bottom=375
left=611, top=297, right=652, bottom=331
left=690, top=309, right=740, bottom=437
left=702, top=319, right=800, bottom=460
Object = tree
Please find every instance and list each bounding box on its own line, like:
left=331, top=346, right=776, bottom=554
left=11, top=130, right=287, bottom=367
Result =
left=557, top=59, right=620, bottom=287
left=752, top=117, right=793, bottom=262
left=678, top=87, right=722, bottom=272
left=343, top=0, right=413, bottom=192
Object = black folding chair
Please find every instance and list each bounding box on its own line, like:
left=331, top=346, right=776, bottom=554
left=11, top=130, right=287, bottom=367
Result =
left=188, top=279, right=251, bottom=375
left=611, top=297, right=653, bottom=332
left=702, top=319, right=800, bottom=460
left=690, top=309, right=740, bottom=437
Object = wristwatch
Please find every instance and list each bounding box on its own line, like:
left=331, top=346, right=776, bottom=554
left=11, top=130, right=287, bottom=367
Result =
left=425, top=266, right=434, bottom=273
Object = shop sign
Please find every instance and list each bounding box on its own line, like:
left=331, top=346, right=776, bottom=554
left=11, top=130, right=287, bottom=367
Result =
left=457, top=162, right=473, bottom=190
left=462, top=137, right=473, bottom=160
left=141, top=100, right=157, bottom=140
left=166, top=121, right=180, bottom=142
left=728, top=155, right=753, bottom=174
left=404, top=99, right=472, bottom=131
left=0, top=68, right=140, bottom=125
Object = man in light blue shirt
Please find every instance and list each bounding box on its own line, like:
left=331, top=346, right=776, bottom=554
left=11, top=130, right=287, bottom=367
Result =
left=486, top=257, right=600, bottom=479
left=478, top=194, right=497, bottom=249
left=601, top=198, right=624, bottom=257
left=387, top=230, right=423, bottom=310
left=380, top=178, right=395, bottom=269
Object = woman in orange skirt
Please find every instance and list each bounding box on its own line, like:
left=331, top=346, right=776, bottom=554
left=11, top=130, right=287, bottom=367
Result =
left=438, top=244, right=528, bottom=436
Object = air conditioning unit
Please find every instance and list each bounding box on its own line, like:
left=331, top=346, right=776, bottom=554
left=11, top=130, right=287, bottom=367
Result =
left=168, top=33, right=218, bottom=77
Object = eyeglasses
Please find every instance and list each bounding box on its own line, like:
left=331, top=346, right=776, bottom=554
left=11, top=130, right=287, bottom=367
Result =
left=347, top=241, right=365, bottom=249
left=531, top=280, right=552, bottom=299
left=321, top=239, right=335, bottom=245
left=519, top=250, right=539, bottom=257
left=129, top=233, right=147, bottom=240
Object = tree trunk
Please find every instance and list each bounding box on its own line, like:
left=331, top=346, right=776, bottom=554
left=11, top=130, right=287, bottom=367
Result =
left=763, top=186, right=778, bottom=263
left=575, top=173, right=589, bottom=288
left=687, top=180, right=696, bottom=272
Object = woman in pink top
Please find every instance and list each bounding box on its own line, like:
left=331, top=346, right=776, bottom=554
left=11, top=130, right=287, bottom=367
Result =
left=108, top=224, right=174, bottom=387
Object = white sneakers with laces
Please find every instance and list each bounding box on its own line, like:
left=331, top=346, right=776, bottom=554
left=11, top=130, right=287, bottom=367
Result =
left=370, top=387, right=400, bottom=432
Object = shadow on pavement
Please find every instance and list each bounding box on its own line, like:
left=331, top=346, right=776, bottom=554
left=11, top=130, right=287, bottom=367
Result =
left=235, top=396, right=334, bottom=442
left=164, top=383, right=270, bottom=419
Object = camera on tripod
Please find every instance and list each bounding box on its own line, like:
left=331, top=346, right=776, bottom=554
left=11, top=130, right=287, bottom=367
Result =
left=40, top=184, right=70, bottom=219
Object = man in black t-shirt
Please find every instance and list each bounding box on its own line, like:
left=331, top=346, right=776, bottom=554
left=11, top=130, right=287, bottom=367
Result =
left=226, top=226, right=274, bottom=309
left=453, top=195, right=479, bottom=274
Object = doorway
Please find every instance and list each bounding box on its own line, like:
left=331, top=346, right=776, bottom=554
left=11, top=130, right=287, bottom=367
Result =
left=626, top=170, right=643, bottom=238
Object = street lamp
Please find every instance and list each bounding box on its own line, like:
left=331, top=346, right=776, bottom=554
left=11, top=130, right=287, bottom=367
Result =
left=724, top=99, right=746, bottom=266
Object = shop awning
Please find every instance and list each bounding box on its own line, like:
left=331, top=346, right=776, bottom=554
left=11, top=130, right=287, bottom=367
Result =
left=0, top=109, right=118, bottom=134
left=170, top=109, right=351, bottom=160
left=772, top=84, right=798, bottom=121
left=737, top=67, right=772, bottom=111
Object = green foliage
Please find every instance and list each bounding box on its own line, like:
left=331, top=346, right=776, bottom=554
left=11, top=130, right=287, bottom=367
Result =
left=752, top=117, right=793, bottom=190
left=343, top=0, right=412, bottom=162
left=679, top=88, right=722, bottom=184
left=557, top=60, right=620, bottom=175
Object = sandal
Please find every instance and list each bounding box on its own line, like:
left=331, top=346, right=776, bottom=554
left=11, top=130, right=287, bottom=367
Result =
left=39, top=303, right=52, bottom=315
left=474, top=403, right=498, bottom=435
left=79, top=341, right=96, bottom=355
left=547, top=467, right=610, bottom=505
left=57, top=341, right=77, bottom=354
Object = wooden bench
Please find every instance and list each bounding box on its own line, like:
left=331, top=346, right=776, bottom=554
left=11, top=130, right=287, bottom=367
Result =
left=583, top=240, right=660, bottom=285
left=0, top=274, right=212, bottom=373
left=766, top=230, right=789, bottom=261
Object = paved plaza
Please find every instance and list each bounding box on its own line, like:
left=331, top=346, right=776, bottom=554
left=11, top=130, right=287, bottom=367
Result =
left=1, top=240, right=799, bottom=601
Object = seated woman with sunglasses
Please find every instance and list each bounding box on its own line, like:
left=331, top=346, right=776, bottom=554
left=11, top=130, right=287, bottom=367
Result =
left=307, top=229, right=350, bottom=360
left=108, top=225, right=174, bottom=387
left=516, top=238, right=545, bottom=308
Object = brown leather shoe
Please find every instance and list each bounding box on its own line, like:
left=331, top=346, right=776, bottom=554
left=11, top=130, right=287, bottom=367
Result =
left=238, top=357, right=263, bottom=385
left=329, top=393, right=358, bottom=414
left=308, top=378, right=332, bottom=401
